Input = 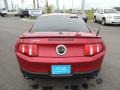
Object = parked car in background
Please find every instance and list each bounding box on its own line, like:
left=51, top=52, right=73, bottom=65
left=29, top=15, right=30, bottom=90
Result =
left=28, top=9, right=42, bottom=17
left=19, top=10, right=29, bottom=18
left=67, top=11, right=88, bottom=23
left=15, top=10, right=22, bottom=17
left=73, top=12, right=88, bottom=23
left=0, top=8, right=8, bottom=17
left=15, top=9, right=42, bottom=18
left=53, top=10, right=88, bottom=23
left=7, top=10, right=18, bottom=16
left=15, top=13, right=105, bottom=79
left=78, top=13, right=88, bottom=23
left=93, top=8, right=120, bottom=25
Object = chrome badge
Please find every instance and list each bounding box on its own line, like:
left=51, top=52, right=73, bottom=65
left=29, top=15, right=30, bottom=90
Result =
left=56, top=45, right=67, bottom=56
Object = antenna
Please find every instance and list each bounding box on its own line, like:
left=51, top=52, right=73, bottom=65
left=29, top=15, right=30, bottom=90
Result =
left=96, top=27, right=100, bottom=36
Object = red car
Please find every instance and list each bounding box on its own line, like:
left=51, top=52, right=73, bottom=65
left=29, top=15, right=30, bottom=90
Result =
left=15, top=13, right=105, bottom=79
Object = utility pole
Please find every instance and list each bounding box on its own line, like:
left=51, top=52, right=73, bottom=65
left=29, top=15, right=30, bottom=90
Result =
left=11, top=0, right=14, bottom=10
left=4, top=0, right=8, bottom=9
left=62, top=0, right=65, bottom=12
left=37, top=0, right=39, bottom=9
left=21, top=0, right=24, bottom=9
left=72, top=0, right=73, bottom=12
left=81, top=0, right=85, bottom=14
left=46, top=0, right=48, bottom=13
left=56, top=0, right=59, bottom=12
left=33, top=0, right=36, bottom=9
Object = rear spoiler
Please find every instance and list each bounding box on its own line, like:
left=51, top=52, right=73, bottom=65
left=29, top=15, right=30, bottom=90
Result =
left=20, top=35, right=101, bottom=39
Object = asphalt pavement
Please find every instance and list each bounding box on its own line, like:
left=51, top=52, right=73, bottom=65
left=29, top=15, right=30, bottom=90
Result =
left=0, top=17, right=120, bottom=90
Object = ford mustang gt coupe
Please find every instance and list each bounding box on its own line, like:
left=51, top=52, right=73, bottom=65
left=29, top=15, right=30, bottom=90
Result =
left=15, top=13, right=105, bottom=79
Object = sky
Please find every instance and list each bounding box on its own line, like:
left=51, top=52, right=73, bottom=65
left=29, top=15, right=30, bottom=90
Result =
left=1, top=0, right=120, bottom=10
left=49, top=0, right=120, bottom=9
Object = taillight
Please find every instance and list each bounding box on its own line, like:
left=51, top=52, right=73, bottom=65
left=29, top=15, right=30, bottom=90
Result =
left=84, top=43, right=103, bottom=56
left=18, top=44, right=38, bottom=56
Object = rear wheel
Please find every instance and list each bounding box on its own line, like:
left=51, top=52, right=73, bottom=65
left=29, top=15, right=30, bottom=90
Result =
left=102, top=18, right=106, bottom=25
left=1, top=14, right=5, bottom=17
left=20, top=15, right=24, bottom=18
left=4, top=13, right=7, bottom=17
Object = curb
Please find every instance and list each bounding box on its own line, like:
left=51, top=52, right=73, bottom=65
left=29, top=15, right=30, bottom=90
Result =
left=21, top=18, right=35, bottom=22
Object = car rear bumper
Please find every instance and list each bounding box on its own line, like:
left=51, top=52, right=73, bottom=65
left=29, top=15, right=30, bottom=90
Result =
left=16, top=51, right=105, bottom=78
left=21, top=69, right=100, bottom=78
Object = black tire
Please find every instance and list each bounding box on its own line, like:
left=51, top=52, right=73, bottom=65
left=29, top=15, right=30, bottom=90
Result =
left=20, top=15, right=24, bottom=18
left=1, top=14, right=5, bottom=17
left=93, top=16, right=97, bottom=23
left=4, top=14, right=7, bottom=17
left=102, top=18, right=106, bottom=25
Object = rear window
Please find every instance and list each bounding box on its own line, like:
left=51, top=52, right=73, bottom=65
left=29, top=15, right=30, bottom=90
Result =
left=31, top=15, right=90, bottom=32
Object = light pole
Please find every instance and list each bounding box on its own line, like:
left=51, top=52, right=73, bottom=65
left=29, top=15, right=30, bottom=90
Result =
left=56, top=0, right=59, bottom=12
left=46, top=0, right=49, bottom=13
left=21, top=0, right=24, bottom=9
left=33, top=0, right=36, bottom=9
left=72, top=0, right=73, bottom=12
left=37, top=0, right=39, bottom=9
left=11, top=0, right=14, bottom=10
left=81, top=0, right=85, bottom=14
left=4, top=0, right=8, bottom=9
left=63, top=0, right=65, bottom=11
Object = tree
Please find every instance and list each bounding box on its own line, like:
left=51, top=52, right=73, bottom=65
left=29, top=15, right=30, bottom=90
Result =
left=44, top=5, right=54, bottom=14
left=47, top=5, right=54, bottom=13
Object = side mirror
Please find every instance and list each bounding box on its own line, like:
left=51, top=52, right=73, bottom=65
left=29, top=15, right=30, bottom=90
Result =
left=96, top=27, right=100, bottom=36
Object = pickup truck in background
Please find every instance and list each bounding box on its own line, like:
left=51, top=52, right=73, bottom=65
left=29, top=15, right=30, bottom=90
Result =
left=93, top=8, right=120, bottom=25
left=0, top=8, right=8, bottom=17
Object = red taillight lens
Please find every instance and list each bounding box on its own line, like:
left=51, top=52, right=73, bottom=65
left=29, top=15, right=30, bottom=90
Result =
left=18, top=44, right=38, bottom=56
left=84, top=43, right=103, bottom=56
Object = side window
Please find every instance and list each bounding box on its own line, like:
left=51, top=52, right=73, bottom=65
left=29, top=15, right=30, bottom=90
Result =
left=97, top=9, right=100, bottom=13
left=98, top=9, right=103, bottom=14
left=100, top=9, right=103, bottom=14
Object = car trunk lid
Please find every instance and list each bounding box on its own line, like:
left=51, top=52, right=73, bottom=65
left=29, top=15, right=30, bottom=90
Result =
left=20, top=32, right=102, bottom=57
